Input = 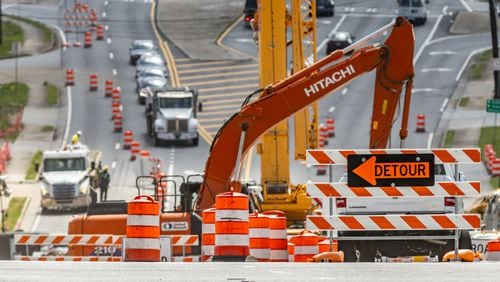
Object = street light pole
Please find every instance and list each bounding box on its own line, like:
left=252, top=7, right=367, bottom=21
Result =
left=489, top=0, right=500, bottom=99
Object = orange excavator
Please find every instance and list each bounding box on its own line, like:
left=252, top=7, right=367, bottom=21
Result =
left=68, top=16, right=415, bottom=257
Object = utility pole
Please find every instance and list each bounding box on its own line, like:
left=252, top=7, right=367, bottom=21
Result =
left=489, top=0, right=500, bottom=99
left=0, top=0, right=3, bottom=45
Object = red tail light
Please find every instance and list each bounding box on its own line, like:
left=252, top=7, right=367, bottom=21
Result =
left=336, top=198, right=346, bottom=208
left=444, top=197, right=456, bottom=207
left=245, top=16, right=251, bottom=22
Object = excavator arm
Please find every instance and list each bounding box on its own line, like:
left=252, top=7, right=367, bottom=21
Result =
left=196, top=17, right=415, bottom=211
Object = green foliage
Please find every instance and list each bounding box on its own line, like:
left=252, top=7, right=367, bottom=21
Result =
left=478, top=126, right=500, bottom=153
left=459, top=97, right=470, bottom=108
left=45, top=81, right=59, bottom=106
left=0, top=21, right=24, bottom=57
left=25, top=150, right=42, bottom=180
left=5, top=197, right=27, bottom=232
left=5, top=15, right=53, bottom=43
left=41, top=125, right=54, bottom=132
left=443, top=130, right=455, bottom=148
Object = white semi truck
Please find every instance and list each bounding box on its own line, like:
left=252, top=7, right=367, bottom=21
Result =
left=38, top=146, right=101, bottom=212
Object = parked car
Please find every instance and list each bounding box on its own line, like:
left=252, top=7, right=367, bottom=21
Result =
left=316, top=0, right=334, bottom=17
left=398, top=0, right=428, bottom=26
left=137, top=68, right=168, bottom=81
left=129, top=40, right=158, bottom=65
left=325, top=31, right=354, bottom=55
left=136, top=78, right=168, bottom=105
left=136, top=54, right=167, bottom=76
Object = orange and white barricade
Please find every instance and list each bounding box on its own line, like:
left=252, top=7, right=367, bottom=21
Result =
left=486, top=239, right=500, bottom=261
left=213, top=191, right=249, bottom=261
left=89, top=73, right=98, bottom=91
left=83, top=31, right=92, bottom=48
left=319, top=124, right=329, bottom=146
left=289, top=230, right=322, bottom=262
left=65, top=69, right=75, bottom=86
left=112, top=87, right=121, bottom=101
left=316, top=143, right=327, bottom=176
left=113, top=113, right=123, bottom=133
left=96, top=24, right=104, bottom=40
left=123, top=130, right=133, bottom=150
left=130, top=141, right=140, bottom=161
left=288, top=242, right=295, bottom=262
left=326, top=118, right=335, bottom=137
left=125, top=195, right=160, bottom=262
left=104, top=80, right=113, bottom=97
left=202, top=208, right=216, bottom=261
left=416, top=113, right=425, bottom=132
left=318, top=239, right=338, bottom=253
left=262, top=210, right=288, bottom=262
left=15, top=256, right=121, bottom=262
left=249, top=212, right=270, bottom=262
left=111, top=101, right=121, bottom=119
left=491, top=159, right=500, bottom=176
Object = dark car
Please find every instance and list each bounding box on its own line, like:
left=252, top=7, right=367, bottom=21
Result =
left=326, top=31, right=354, bottom=55
left=316, top=0, right=335, bottom=17
left=136, top=77, right=168, bottom=105
left=129, top=40, right=158, bottom=65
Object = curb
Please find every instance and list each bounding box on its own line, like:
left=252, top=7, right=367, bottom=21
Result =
left=14, top=196, right=31, bottom=232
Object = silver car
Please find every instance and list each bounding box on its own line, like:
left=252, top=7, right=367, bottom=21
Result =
left=129, top=40, right=158, bottom=65
left=136, top=54, right=167, bottom=75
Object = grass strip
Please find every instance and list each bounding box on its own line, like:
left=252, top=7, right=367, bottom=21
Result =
left=5, top=197, right=27, bottom=232
left=25, top=150, right=42, bottom=180
left=443, top=130, right=455, bottom=148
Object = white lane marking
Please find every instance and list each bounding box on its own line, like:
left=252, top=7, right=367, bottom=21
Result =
left=104, top=0, right=109, bottom=5
left=429, top=51, right=457, bottom=55
left=269, top=271, right=286, bottom=274
left=455, top=47, right=490, bottom=82
left=440, top=98, right=449, bottom=112
left=414, top=14, right=443, bottom=64
left=111, top=161, right=117, bottom=169
left=328, top=106, right=335, bottom=113
left=315, top=14, right=346, bottom=55
left=341, top=88, right=348, bottom=95
left=109, top=52, right=114, bottom=59
left=115, top=143, right=120, bottom=150
left=102, top=12, right=107, bottom=18
left=460, top=0, right=472, bottom=12
left=107, top=38, right=112, bottom=44
left=31, top=211, right=41, bottom=232
left=234, top=38, right=254, bottom=43
left=428, top=34, right=477, bottom=46
left=105, top=25, right=109, bottom=31
left=442, top=6, right=448, bottom=15
left=427, top=132, right=434, bottom=149
left=112, top=69, right=118, bottom=76
left=421, top=68, right=452, bottom=73
left=412, top=88, right=436, bottom=93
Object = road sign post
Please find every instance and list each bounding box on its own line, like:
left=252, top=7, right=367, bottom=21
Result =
left=486, top=99, right=500, bottom=147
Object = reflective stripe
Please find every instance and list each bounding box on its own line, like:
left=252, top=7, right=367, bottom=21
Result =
left=215, top=234, right=249, bottom=246
left=125, top=238, right=160, bottom=250
left=215, top=210, right=249, bottom=221
left=250, top=248, right=270, bottom=259
left=202, top=245, right=214, bottom=255
left=202, top=224, right=215, bottom=234
left=14, top=255, right=121, bottom=262
left=127, top=215, right=159, bottom=227
left=249, top=228, right=270, bottom=238
left=269, top=250, right=289, bottom=260
left=269, top=229, right=287, bottom=238
left=294, top=246, right=319, bottom=255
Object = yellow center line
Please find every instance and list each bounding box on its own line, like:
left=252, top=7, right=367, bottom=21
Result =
left=181, top=69, right=259, bottom=81
left=178, top=64, right=258, bottom=74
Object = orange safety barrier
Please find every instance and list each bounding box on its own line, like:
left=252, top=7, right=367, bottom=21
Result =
left=104, top=80, right=113, bottom=97
left=289, top=230, right=323, bottom=262
left=96, top=24, right=104, bottom=40
left=130, top=141, right=140, bottom=161
left=288, top=242, right=295, bottom=262
left=125, top=195, right=160, bottom=262
left=113, top=113, right=123, bottom=133
left=326, top=118, right=335, bottom=137
left=487, top=239, right=500, bottom=261
left=123, top=130, right=133, bottom=150
left=202, top=208, right=216, bottom=261
left=416, top=113, right=425, bottom=133
left=213, top=191, right=249, bottom=261
left=112, top=87, right=121, bottom=101
left=111, top=101, right=121, bottom=119
left=316, top=143, right=327, bottom=176
left=319, top=124, right=329, bottom=146
left=262, top=210, right=288, bottom=262
left=89, top=73, right=98, bottom=91
left=318, top=239, right=338, bottom=253
left=491, top=159, right=500, bottom=176
left=83, top=31, right=92, bottom=48
left=310, top=251, right=344, bottom=263
left=140, top=150, right=150, bottom=159
left=249, top=212, right=270, bottom=262
left=65, top=69, right=75, bottom=86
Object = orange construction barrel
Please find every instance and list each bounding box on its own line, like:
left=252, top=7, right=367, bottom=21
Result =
left=202, top=208, right=216, bottom=261
left=289, top=230, right=322, bottom=262
left=262, top=210, right=288, bottom=262
left=487, top=239, right=500, bottom=261
left=249, top=212, right=270, bottom=262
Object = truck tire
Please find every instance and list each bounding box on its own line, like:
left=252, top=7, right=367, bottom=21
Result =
left=192, top=136, right=199, bottom=146
left=139, top=96, right=145, bottom=105
left=437, top=230, right=472, bottom=260
left=147, top=117, right=153, bottom=137
left=41, top=206, right=48, bottom=214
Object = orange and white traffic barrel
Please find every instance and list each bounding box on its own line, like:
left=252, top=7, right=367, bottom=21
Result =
left=262, top=210, right=288, bottom=262
left=125, top=195, right=160, bottom=262
left=123, top=130, right=133, bottom=150
left=326, top=118, right=335, bottom=137
left=130, top=141, right=140, bottom=161
left=319, top=124, right=329, bottom=146
left=213, top=191, right=249, bottom=261
left=65, top=69, right=75, bottom=86
left=318, top=239, right=338, bottom=253
left=416, top=113, right=426, bottom=133
left=89, top=73, right=98, bottom=91
left=112, top=87, right=121, bottom=102
left=487, top=239, right=500, bottom=261
left=113, top=113, right=123, bottom=133
left=289, top=230, right=321, bottom=262
left=288, top=242, right=295, bottom=262
left=96, top=24, right=104, bottom=40
left=249, top=212, right=270, bottom=262
left=104, top=80, right=113, bottom=97
left=83, top=31, right=92, bottom=48
left=318, top=136, right=326, bottom=148
left=111, top=101, right=121, bottom=119
left=202, top=208, right=216, bottom=262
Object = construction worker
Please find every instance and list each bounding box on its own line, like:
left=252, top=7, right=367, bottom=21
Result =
left=71, top=130, right=82, bottom=147
left=99, top=165, right=110, bottom=202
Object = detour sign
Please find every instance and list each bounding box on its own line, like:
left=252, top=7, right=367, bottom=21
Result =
left=347, top=154, right=435, bottom=187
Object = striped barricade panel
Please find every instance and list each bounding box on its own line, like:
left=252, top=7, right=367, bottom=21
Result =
left=14, top=256, right=122, bottom=262
left=170, top=235, right=199, bottom=246
left=306, top=148, right=481, bottom=165
left=14, top=234, right=122, bottom=246
left=306, top=214, right=481, bottom=231
left=306, top=181, right=481, bottom=197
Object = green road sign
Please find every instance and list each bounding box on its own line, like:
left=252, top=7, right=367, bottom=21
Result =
left=487, top=99, right=500, bottom=113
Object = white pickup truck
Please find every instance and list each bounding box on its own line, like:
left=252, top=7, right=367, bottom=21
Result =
left=334, top=164, right=472, bottom=262
left=38, top=146, right=101, bottom=213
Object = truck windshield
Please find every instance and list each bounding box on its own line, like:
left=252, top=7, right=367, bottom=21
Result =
left=43, top=157, right=86, bottom=172
left=159, top=97, right=192, bottom=108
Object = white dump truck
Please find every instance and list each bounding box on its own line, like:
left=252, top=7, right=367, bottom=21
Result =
left=38, top=145, right=101, bottom=212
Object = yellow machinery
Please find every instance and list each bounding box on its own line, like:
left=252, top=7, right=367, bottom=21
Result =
left=256, top=0, right=318, bottom=224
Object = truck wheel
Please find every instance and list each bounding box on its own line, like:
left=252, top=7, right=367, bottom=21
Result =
left=139, top=96, right=145, bottom=105
left=41, top=207, right=48, bottom=214
left=192, top=136, right=199, bottom=146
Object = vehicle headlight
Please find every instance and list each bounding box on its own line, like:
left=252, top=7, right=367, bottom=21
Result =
left=40, top=181, right=49, bottom=196
left=188, top=118, right=199, bottom=131
left=79, top=186, right=88, bottom=194
left=78, top=177, right=89, bottom=194
left=155, top=119, right=166, bottom=131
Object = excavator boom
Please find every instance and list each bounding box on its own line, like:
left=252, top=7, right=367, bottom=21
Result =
left=197, top=17, right=415, bottom=211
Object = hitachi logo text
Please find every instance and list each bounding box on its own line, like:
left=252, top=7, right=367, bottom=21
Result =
left=304, top=65, right=356, bottom=97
